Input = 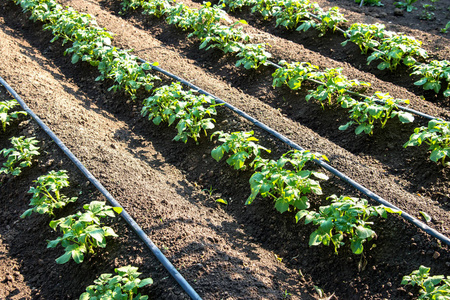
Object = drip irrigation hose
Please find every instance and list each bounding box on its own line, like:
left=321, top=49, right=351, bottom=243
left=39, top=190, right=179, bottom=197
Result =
left=138, top=58, right=450, bottom=247
left=0, top=76, right=202, bottom=300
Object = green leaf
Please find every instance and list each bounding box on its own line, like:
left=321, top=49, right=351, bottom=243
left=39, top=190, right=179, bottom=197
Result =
left=350, top=240, right=363, bottom=254
left=55, top=251, right=72, bottom=264
left=356, top=226, right=375, bottom=239
left=211, top=146, right=224, bottom=162
left=419, top=211, right=432, bottom=222
left=138, top=278, right=154, bottom=288
left=215, top=198, right=228, bottom=205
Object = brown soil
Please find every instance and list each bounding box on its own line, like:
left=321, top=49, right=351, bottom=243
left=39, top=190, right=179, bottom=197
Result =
left=0, top=0, right=449, bottom=299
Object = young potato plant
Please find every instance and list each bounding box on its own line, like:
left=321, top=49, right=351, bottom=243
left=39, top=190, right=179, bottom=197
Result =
left=342, top=23, right=393, bottom=54
left=404, top=119, right=450, bottom=166
left=367, top=35, right=428, bottom=71
left=339, top=92, right=414, bottom=135
left=412, top=60, right=450, bottom=96
left=296, top=195, right=398, bottom=254
left=310, top=4, right=347, bottom=37
left=251, top=0, right=281, bottom=19
left=48, top=201, right=123, bottom=264
left=272, top=60, right=319, bottom=90
left=210, top=130, right=271, bottom=170
left=0, top=99, right=27, bottom=131
left=306, top=68, right=370, bottom=107
left=21, top=170, right=78, bottom=218
left=401, top=265, right=450, bottom=300
left=141, top=82, right=219, bottom=144
left=394, top=0, right=418, bottom=12
left=95, top=48, right=160, bottom=99
left=187, top=2, right=231, bottom=39
left=199, top=21, right=250, bottom=54
left=219, top=0, right=258, bottom=11
left=121, top=0, right=172, bottom=17
left=273, top=0, right=312, bottom=30
left=354, top=0, right=384, bottom=7
left=236, top=43, right=272, bottom=69
left=0, top=136, right=40, bottom=176
left=247, top=150, right=329, bottom=214
left=80, top=265, right=153, bottom=300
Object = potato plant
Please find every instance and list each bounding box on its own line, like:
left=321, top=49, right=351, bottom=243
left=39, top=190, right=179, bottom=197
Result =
left=0, top=136, right=40, bottom=176
left=141, top=82, right=219, bottom=144
left=247, top=150, right=329, bottom=214
left=21, top=170, right=78, bottom=218
left=80, top=265, right=153, bottom=300
left=306, top=68, right=370, bottom=107
left=210, top=130, right=271, bottom=170
left=0, top=99, right=27, bottom=131
left=296, top=195, right=398, bottom=254
left=272, top=60, right=319, bottom=90
left=404, top=119, right=450, bottom=165
left=412, top=60, right=450, bottom=96
left=48, top=201, right=123, bottom=264
left=236, top=43, right=272, bottom=69
left=401, top=266, right=450, bottom=299
left=367, top=35, right=428, bottom=71
left=339, top=92, right=414, bottom=135
left=342, top=23, right=393, bottom=55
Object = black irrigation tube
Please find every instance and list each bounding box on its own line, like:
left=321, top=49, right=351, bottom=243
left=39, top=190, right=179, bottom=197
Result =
left=139, top=58, right=450, bottom=247
left=0, top=76, right=202, bottom=300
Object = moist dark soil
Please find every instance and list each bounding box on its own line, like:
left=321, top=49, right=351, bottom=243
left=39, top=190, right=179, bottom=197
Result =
left=0, top=0, right=449, bottom=299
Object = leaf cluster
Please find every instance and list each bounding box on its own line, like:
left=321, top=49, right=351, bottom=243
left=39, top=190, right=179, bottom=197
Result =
left=367, top=35, right=428, bottom=71
left=210, top=130, right=271, bottom=170
left=401, top=265, right=450, bottom=300
left=48, top=201, right=123, bottom=264
left=80, top=265, right=153, bottom=300
left=247, top=150, right=329, bottom=213
left=0, top=99, right=27, bottom=131
left=0, top=136, right=40, bottom=176
left=141, top=82, right=219, bottom=144
left=339, top=92, right=414, bottom=135
left=412, top=60, right=450, bottom=96
left=21, top=170, right=78, bottom=218
left=296, top=195, right=398, bottom=254
left=404, top=119, right=450, bottom=165
left=342, top=23, right=393, bottom=55
left=236, top=43, right=272, bottom=69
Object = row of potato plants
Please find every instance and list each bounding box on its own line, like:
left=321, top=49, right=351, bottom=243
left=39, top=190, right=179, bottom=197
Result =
left=120, top=0, right=450, bottom=166
left=216, top=0, right=450, bottom=99
left=0, top=100, right=153, bottom=299
left=15, top=0, right=397, bottom=257
left=10, top=0, right=449, bottom=298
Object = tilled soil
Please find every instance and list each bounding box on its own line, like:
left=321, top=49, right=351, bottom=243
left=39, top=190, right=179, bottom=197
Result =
left=0, top=0, right=449, bottom=299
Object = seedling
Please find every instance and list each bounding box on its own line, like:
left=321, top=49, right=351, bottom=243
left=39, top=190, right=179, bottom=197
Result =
left=80, top=265, right=153, bottom=300
left=296, top=195, right=399, bottom=254
left=441, top=21, right=450, bottom=33
left=404, top=119, right=450, bottom=165
left=0, top=136, right=40, bottom=176
left=354, top=0, right=384, bottom=7
left=394, top=0, right=418, bottom=12
left=401, top=266, right=450, bottom=299
left=219, top=0, right=258, bottom=11
left=21, top=170, right=78, bottom=218
left=0, top=99, right=27, bottom=131
left=47, top=201, right=122, bottom=264
left=210, top=130, right=271, bottom=170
